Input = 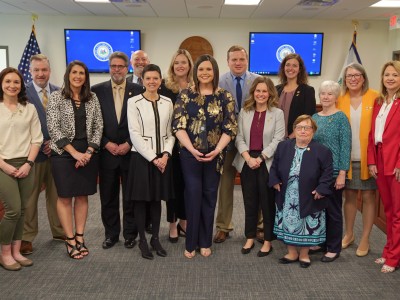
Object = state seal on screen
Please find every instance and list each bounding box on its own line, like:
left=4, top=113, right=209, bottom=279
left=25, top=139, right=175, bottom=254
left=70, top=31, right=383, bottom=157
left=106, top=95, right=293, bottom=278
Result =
left=93, top=42, right=113, bottom=62
left=276, top=44, right=295, bottom=62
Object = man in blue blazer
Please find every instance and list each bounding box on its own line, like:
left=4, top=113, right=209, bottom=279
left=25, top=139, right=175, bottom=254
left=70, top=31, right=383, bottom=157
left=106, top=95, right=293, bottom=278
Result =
left=92, top=51, right=144, bottom=249
left=214, top=45, right=260, bottom=243
left=21, top=54, right=64, bottom=255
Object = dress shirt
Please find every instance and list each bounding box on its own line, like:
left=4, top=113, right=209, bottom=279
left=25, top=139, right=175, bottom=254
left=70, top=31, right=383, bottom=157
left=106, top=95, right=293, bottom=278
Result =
left=375, top=99, right=394, bottom=144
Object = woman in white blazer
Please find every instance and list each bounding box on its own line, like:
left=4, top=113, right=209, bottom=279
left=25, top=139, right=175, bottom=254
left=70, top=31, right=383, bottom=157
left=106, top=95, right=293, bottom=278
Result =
left=126, top=64, right=175, bottom=260
left=233, top=76, right=285, bottom=257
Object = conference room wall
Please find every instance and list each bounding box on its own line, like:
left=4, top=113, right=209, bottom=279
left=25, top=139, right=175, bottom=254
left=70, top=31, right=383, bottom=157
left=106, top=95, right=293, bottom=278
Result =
left=0, top=14, right=390, bottom=95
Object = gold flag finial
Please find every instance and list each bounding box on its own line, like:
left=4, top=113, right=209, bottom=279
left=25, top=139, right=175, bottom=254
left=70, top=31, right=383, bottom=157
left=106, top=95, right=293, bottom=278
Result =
left=352, top=20, right=359, bottom=31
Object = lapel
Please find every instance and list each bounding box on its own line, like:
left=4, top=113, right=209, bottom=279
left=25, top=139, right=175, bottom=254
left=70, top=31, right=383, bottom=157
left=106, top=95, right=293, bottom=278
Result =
left=104, top=80, right=119, bottom=125
left=120, top=82, right=135, bottom=125
left=26, top=83, right=46, bottom=116
left=282, top=139, right=296, bottom=183
left=384, top=98, right=400, bottom=131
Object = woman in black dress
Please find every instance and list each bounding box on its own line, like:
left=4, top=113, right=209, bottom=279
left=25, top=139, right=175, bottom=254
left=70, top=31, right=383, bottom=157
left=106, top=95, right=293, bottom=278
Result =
left=159, top=49, right=194, bottom=243
left=47, top=61, right=103, bottom=259
left=126, top=64, right=175, bottom=260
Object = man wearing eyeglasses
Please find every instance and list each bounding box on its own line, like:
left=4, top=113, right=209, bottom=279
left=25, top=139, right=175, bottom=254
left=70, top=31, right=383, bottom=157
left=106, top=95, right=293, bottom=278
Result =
left=92, top=51, right=143, bottom=250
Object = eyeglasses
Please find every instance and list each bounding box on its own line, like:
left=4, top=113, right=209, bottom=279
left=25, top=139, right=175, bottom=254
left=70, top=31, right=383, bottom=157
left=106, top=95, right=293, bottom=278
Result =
left=295, top=125, right=313, bottom=131
left=110, top=65, right=127, bottom=70
left=345, top=73, right=363, bottom=80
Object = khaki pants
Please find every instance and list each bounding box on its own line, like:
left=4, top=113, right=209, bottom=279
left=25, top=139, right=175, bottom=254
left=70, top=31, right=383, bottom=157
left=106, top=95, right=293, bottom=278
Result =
left=22, top=160, right=64, bottom=242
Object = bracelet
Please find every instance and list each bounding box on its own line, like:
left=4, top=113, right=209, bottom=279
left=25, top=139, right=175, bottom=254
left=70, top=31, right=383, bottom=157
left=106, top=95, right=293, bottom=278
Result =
left=216, top=146, right=222, bottom=152
left=26, top=160, right=35, bottom=167
left=86, top=149, right=94, bottom=155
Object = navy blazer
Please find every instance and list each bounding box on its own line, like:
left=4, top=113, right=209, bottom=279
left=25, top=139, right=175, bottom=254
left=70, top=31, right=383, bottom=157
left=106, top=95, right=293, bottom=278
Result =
left=269, top=139, right=333, bottom=218
left=26, top=81, right=59, bottom=162
left=91, top=80, right=143, bottom=170
left=276, top=83, right=316, bottom=136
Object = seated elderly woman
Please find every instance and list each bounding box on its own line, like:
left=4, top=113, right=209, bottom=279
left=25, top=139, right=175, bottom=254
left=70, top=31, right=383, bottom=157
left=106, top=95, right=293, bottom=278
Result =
left=269, top=115, right=333, bottom=268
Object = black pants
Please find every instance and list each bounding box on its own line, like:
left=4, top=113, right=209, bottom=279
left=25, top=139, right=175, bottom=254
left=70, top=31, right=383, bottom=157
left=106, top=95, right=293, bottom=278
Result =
left=240, top=151, right=275, bottom=241
left=325, top=183, right=343, bottom=253
left=99, top=166, right=137, bottom=240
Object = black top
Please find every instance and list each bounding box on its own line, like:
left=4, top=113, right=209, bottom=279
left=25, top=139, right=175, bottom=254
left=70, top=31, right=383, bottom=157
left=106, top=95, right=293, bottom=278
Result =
left=72, top=100, right=87, bottom=140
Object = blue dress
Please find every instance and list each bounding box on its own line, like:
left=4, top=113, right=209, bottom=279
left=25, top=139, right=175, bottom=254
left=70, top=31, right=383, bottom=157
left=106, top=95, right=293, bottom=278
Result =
left=274, top=146, right=326, bottom=246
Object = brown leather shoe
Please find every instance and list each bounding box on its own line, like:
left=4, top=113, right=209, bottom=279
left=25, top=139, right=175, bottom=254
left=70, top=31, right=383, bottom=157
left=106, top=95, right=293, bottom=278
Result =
left=20, top=241, right=33, bottom=255
left=53, top=235, right=67, bottom=242
left=256, top=230, right=264, bottom=243
left=213, top=231, right=230, bottom=243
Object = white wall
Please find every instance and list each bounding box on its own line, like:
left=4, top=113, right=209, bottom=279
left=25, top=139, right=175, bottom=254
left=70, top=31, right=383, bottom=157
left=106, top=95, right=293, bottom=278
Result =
left=0, top=14, right=392, bottom=95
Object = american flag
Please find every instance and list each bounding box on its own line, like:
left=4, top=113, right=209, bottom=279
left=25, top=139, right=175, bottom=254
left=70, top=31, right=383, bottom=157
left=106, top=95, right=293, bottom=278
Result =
left=18, top=25, right=41, bottom=83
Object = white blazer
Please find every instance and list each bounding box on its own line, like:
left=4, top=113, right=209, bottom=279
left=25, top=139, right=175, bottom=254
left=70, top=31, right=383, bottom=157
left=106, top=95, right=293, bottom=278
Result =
left=232, top=106, right=285, bottom=172
left=127, top=94, right=175, bottom=162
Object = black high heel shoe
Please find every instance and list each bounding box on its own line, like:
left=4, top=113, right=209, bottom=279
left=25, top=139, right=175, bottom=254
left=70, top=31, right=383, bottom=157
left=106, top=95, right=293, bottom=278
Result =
left=139, top=240, right=154, bottom=260
left=150, top=237, right=167, bottom=257
left=169, top=229, right=179, bottom=243
left=177, top=223, right=186, bottom=237
left=65, top=236, right=82, bottom=259
left=75, top=232, right=89, bottom=256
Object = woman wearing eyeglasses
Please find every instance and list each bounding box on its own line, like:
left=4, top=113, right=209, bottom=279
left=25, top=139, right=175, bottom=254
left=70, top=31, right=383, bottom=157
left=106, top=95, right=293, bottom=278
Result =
left=337, top=63, right=379, bottom=257
left=270, top=115, right=333, bottom=268
left=311, top=81, right=351, bottom=263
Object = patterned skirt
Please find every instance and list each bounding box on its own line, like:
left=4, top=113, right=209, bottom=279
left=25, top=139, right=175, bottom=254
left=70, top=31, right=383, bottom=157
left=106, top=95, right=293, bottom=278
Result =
left=273, top=177, right=326, bottom=247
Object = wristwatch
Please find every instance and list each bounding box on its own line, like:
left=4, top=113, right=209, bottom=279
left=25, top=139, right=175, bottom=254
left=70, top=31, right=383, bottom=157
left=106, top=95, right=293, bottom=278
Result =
left=86, top=149, right=94, bottom=155
left=26, top=160, right=35, bottom=167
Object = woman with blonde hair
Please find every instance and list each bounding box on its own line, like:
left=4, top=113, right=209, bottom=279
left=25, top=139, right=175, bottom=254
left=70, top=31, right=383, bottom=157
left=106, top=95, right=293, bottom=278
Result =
left=233, top=76, right=285, bottom=256
left=159, top=49, right=194, bottom=243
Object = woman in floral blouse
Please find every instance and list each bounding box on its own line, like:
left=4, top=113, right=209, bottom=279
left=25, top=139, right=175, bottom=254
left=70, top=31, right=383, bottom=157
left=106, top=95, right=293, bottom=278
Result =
left=172, top=54, right=237, bottom=259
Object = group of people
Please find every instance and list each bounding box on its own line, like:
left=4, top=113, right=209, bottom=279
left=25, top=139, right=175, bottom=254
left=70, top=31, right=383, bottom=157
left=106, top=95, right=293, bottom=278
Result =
left=0, top=46, right=399, bottom=274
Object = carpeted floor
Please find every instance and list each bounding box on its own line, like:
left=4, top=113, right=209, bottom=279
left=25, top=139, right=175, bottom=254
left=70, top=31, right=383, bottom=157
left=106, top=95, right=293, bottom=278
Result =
left=0, top=186, right=399, bottom=299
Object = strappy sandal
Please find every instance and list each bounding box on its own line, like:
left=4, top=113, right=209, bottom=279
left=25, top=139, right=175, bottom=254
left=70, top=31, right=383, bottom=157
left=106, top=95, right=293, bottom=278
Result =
left=65, top=236, right=82, bottom=259
left=375, top=257, right=386, bottom=265
left=381, top=264, right=396, bottom=273
left=184, top=250, right=195, bottom=259
left=75, top=233, right=89, bottom=256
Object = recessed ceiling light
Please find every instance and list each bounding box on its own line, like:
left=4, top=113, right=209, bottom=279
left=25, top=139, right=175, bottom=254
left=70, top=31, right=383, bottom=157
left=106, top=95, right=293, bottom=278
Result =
left=371, top=0, right=400, bottom=7
left=224, top=0, right=261, bottom=5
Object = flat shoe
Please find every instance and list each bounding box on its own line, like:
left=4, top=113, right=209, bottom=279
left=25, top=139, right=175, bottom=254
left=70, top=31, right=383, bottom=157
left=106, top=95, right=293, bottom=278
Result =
left=184, top=250, right=195, bottom=259
left=321, top=253, right=340, bottom=263
left=15, top=258, right=33, bottom=267
left=241, top=243, right=255, bottom=254
left=200, top=248, right=212, bottom=257
left=299, top=260, right=311, bottom=268
left=279, top=257, right=299, bottom=264
left=0, top=257, right=22, bottom=271
left=342, top=235, right=355, bottom=249
left=257, top=247, right=273, bottom=257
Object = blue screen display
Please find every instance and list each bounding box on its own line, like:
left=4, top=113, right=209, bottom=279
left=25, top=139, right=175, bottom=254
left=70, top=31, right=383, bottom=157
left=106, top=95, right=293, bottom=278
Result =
left=249, top=32, right=324, bottom=76
left=64, top=29, right=141, bottom=73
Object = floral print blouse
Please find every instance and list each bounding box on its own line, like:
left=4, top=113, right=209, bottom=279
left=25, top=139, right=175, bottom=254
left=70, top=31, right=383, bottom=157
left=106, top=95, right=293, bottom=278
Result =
left=172, top=87, right=237, bottom=173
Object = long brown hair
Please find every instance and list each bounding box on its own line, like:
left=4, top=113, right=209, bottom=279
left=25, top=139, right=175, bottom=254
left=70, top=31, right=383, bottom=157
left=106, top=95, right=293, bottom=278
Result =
left=193, top=54, right=219, bottom=93
left=278, top=53, right=308, bottom=85
left=243, top=76, right=278, bottom=112
left=0, top=67, right=28, bottom=105
left=62, top=60, right=93, bottom=103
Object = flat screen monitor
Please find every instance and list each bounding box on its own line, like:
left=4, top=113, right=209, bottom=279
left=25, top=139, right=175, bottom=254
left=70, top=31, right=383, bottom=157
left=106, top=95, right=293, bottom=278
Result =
left=64, top=29, right=141, bottom=73
left=249, top=32, right=324, bottom=76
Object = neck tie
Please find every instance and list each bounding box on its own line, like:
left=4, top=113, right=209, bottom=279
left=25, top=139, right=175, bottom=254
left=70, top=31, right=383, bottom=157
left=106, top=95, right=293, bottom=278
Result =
left=114, top=86, right=123, bottom=123
left=236, top=76, right=242, bottom=111
left=42, top=88, right=48, bottom=109
left=137, top=77, right=143, bottom=86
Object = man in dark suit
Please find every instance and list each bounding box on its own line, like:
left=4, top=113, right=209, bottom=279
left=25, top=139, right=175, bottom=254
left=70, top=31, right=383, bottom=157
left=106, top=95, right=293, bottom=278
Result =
left=92, top=51, right=143, bottom=249
left=126, top=50, right=150, bottom=84
left=21, top=54, right=65, bottom=255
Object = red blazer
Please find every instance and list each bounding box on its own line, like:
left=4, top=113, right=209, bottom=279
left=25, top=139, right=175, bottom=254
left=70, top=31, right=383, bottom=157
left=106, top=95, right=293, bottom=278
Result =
left=367, top=97, right=400, bottom=176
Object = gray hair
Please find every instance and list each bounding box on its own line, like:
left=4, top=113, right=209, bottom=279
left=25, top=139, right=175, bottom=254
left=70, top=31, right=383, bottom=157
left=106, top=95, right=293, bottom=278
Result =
left=340, top=62, right=369, bottom=95
left=319, top=80, right=341, bottom=99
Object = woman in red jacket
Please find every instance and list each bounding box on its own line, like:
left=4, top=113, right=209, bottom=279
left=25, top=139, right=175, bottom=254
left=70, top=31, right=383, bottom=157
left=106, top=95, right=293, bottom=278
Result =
left=367, top=61, right=400, bottom=273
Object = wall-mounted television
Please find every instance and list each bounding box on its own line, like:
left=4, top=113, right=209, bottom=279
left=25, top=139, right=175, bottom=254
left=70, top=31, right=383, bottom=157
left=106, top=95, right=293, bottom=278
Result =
left=64, top=29, right=141, bottom=73
left=249, top=32, right=324, bottom=76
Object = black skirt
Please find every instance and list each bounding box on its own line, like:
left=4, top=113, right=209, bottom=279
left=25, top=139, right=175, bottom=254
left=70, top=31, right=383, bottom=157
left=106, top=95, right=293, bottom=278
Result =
left=51, top=139, right=99, bottom=198
left=126, top=152, right=174, bottom=202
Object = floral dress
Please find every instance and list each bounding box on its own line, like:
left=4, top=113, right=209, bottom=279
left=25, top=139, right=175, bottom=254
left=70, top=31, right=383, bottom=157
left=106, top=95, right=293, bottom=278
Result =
left=274, top=146, right=326, bottom=246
